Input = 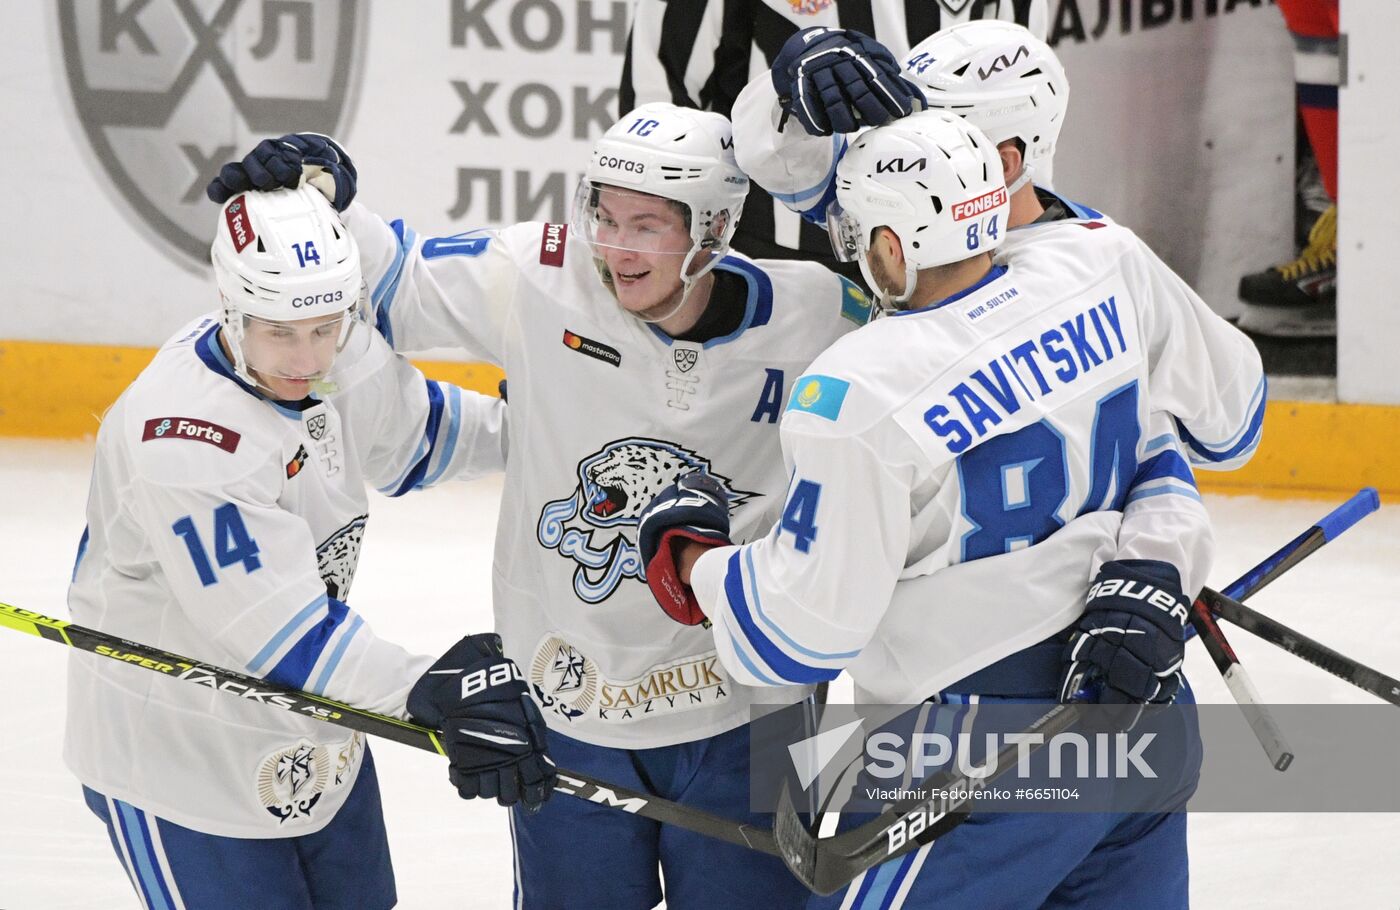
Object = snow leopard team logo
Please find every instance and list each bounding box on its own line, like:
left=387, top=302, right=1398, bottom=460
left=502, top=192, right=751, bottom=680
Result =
left=57, top=1, right=365, bottom=265
left=536, top=439, right=752, bottom=603
left=316, top=515, right=367, bottom=600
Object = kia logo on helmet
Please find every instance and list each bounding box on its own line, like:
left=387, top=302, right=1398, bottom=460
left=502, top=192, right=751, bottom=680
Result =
left=978, top=45, right=1031, bottom=80
left=875, top=157, right=927, bottom=174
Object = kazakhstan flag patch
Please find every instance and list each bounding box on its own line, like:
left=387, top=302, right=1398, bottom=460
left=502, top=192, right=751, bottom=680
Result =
left=786, top=375, right=850, bottom=421
left=839, top=277, right=873, bottom=326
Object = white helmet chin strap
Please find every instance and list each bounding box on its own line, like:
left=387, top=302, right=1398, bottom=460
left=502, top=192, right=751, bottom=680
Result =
left=1006, top=161, right=1035, bottom=196
left=858, top=251, right=918, bottom=313
left=219, top=305, right=258, bottom=386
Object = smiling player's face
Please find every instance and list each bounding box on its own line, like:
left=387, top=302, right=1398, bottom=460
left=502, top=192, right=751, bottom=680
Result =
left=590, top=187, right=694, bottom=318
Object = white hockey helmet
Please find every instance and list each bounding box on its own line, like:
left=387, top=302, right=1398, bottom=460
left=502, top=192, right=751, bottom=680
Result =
left=210, top=185, right=366, bottom=387
left=903, top=20, right=1068, bottom=192
left=830, top=110, right=1009, bottom=308
left=573, top=102, right=749, bottom=307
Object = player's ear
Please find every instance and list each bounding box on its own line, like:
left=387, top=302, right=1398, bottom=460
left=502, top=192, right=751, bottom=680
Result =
left=997, top=140, right=1023, bottom=185
left=874, top=226, right=904, bottom=269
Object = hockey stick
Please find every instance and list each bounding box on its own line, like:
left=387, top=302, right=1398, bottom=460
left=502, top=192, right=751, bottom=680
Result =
left=1189, top=486, right=1380, bottom=637
left=1185, top=488, right=1380, bottom=770
left=0, top=602, right=782, bottom=857
left=1200, top=586, right=1400, bottom=707
left=1189, top=605, right=1293, bottom=771
left=770, top=492, right=1382, bottom=895
left=774, top=702, right=1081, bottom=895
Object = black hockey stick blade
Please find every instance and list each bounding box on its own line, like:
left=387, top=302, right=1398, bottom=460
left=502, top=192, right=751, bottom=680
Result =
left=1200, top=587, right=1400, bottom=708
left=773, top=702, right=1080, bottom=895
left=0, top=602, right=781, bottom=856
left=1183, top=489, right=1381, bottom=769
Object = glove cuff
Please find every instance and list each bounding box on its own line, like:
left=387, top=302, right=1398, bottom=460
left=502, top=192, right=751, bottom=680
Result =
left=645, top=528, right=725, bottom=626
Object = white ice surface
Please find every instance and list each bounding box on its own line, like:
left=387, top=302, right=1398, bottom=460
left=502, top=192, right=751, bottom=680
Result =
left=1, top=439, right=1397, bottom=909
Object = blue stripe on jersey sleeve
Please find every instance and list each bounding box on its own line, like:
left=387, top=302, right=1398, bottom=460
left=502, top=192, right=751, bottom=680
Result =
left=71, top=525, right=90, bottom=582
left=386, top=379, right=447, bottom=497
left=247, top=593, right=329, bottom=675
left=1143, top=433, right=1177, bottom=454
left=722, top=550, right=842, bottom=684
left=371, top=220, right=417, bottom=348
left=770, top=135, right=847, bottom=225
left=265, top=597, right=351, bottom=690
left=744, top=549, right=861, bottom=661
left=422, top=384, right=465, bottom=488
left=308, top=613, right=365, bottom=696
left=1176, top=375, right=1268, bottom=464
left=1125, top=483, right=1203, bottom=505
left=1131, top=449, right=1196, bottom=489
left=717, top=610, right=783, bottom=687
left=771, top=135, right=846, bottom=207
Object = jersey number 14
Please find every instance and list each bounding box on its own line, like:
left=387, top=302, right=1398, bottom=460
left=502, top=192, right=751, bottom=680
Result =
left=172, top=503, right=263, bottom=587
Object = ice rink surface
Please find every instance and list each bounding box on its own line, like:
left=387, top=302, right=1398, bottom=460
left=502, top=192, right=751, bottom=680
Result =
left=2, top=438, right=1397, bottom=909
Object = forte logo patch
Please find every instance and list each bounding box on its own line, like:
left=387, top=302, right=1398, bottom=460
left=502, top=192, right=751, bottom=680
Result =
left=142, top=417, right=241, bottom=453
left=540, top=223, right=568, bottom=267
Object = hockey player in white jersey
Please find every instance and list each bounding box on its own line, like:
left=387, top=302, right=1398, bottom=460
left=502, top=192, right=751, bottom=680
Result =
left=739, top=21, right=1113, bottom=251
left=67, top=185, right=553, bottom=909
left=723, top=18, right=1265, bottom=697
left=206, top=107, right=871, bottom=908
left=637, top=112, right=1265, bottom=908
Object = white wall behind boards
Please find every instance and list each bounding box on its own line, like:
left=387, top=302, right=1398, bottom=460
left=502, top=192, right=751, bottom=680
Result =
left=3, top=1, right=1294, bottom=373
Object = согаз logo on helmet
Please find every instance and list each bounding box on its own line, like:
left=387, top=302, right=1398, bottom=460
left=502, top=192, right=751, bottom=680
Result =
left=57, top=1, right=365, bottom=265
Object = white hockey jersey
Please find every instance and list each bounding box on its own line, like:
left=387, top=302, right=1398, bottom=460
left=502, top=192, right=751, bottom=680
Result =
left=348, top=208, right=872, bottom=748
left=691, top=219, right=1266, bottom=703
left=66, top=315, right=506, bottom=837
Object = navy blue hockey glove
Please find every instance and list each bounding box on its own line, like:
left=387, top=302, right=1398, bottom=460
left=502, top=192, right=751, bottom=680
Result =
left=636, top=472, right=733, bottom=626
left=408, top=633, right=556, bottom=810
left=771, top=27, right=923, bottom=136
left=1060, top=560, right=1190, bottom=706
left=206, top=133, right=358, bottom=211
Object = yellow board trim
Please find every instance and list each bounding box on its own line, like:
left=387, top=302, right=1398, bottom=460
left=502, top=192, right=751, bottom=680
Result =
left=1193, top=399, right=1400, bottom=500
left=3, top=339, right=1397, bottom=498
